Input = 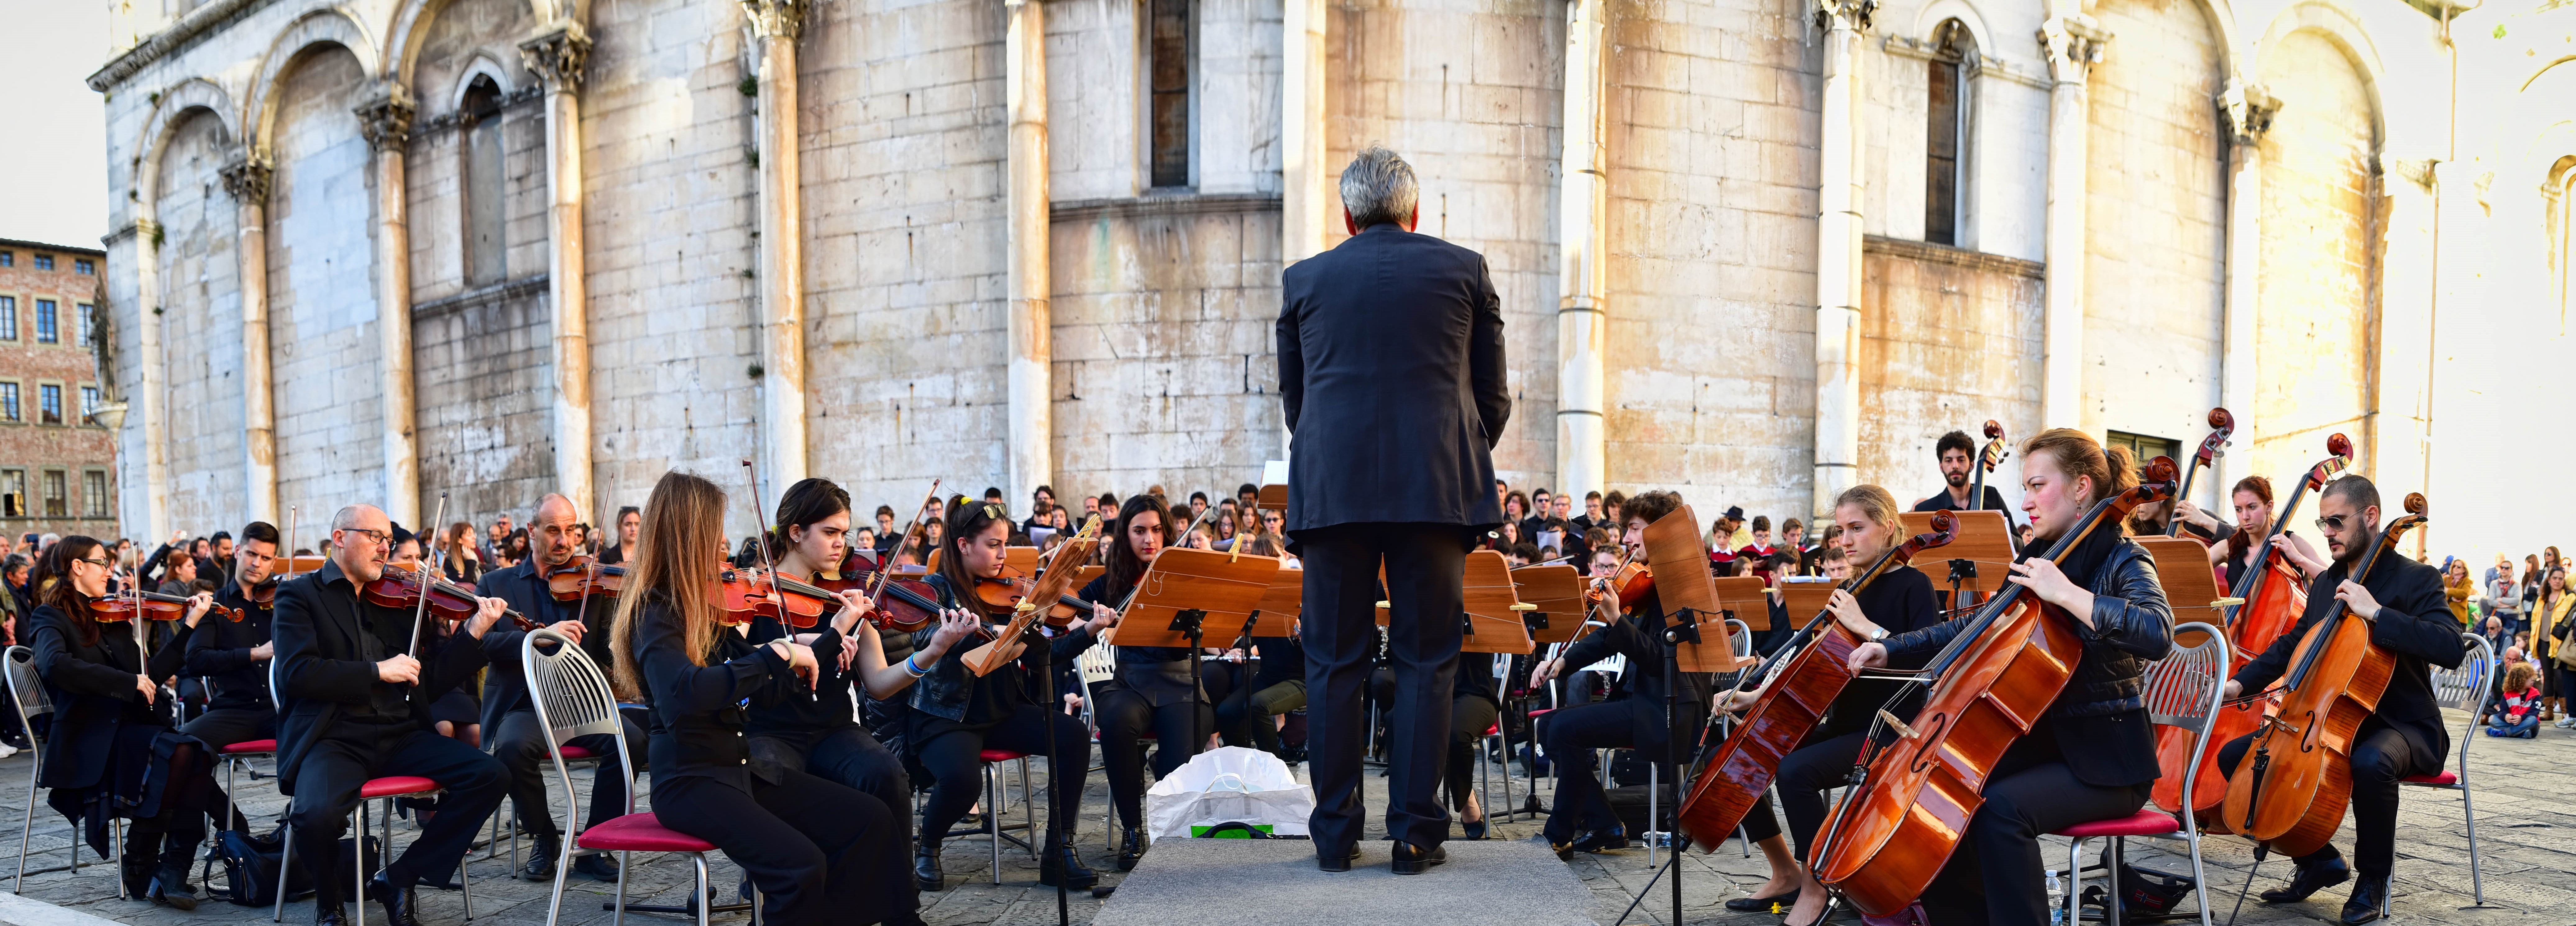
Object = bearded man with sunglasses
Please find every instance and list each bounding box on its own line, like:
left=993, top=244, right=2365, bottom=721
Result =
left=2213, top=476, right=2464, bottom=925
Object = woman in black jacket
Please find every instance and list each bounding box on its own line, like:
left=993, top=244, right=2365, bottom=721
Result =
left=609, top=472, right=910, bottom=926
left=908, top=499, right=1115, bottom=891
left=1847, top=430, right=2175, bottom=926
left=26, top=536, right=222, bottom=909
left=1077, top=494, right=1205, bottom=870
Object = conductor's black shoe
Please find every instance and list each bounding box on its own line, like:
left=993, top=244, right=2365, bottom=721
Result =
left=1037, top=836, right=1099, bottom=890
left=1390, top=841, right=1447, bottom=875
left=2260, top=854, right=2350, bottom=904
left=1116, top=825, right=1146, bottom=872
left=369, top=875, right=424, bottom=926
left=2339, top=876, right=2389, bottom=924
left=1317, top=844, right=1357, bottom=872
left=573, top=852, right=621, bottom=882
left=520, top=832, right=562, bottom=881
left=1571, top=828, right=1629, bottom=853
left=914, top=840, right=945, bottom=892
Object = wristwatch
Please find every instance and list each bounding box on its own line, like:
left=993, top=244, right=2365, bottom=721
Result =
left=1866, top=627, right=1889, bottom=644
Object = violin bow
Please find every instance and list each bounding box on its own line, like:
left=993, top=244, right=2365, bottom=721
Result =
left=867, top=478, right=942, bottom=616
left=743, top=462, right=819, bottom=691
left=407, top=492, right=450, bottom=663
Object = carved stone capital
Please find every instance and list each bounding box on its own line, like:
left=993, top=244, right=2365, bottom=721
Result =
left=741, top=0, right=805, bottom=42
left=2219, top=78, right=2279, bottom=143
left=519, top=23, right=593, bottom=92
left=1815, top=0, right=1874, bottom=32
left=219, top=154, right=274, bottom=204
left=355, top=86, right=417, bottom=153
left=2038, top=15, right=2109, bottom=84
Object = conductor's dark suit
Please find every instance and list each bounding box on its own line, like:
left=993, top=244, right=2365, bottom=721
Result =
left=1278, top=222, right=1509, bottom=853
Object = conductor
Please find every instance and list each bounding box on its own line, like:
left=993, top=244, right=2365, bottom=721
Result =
left=1277, top=145, right=1510, bottom=875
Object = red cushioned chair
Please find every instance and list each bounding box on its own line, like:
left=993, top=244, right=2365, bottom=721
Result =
left=940, top=749, right=1036, bottom=885
left=268, top=658, right=474, bottom=926
left=2390, top=632, right=2497, bottom=912
left=2047, top=621, right=2227, bottom=926
left=207, top=737, right=277, bottom=891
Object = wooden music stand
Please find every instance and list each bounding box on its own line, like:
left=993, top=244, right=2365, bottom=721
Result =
left=1900, top=510, right=2014, bottom=599
left=1248, top=567, right=1303, bottom=637
left=1257, top=460, right=1290, bottom=511
left=960, top=526, right=1104, bottom=676
left=1642, top=505, right=1759, bottom=673
left=1462, top=550, right=1537, bottom=655
left=2134, top=536, right=2226, bottom=641
left=1512, top=564, right=1588, bottom=645
left=1075, top=564, right=1105, bottom=588
left=1102, top=547, right=1280, bottom=649
left=1779, top=577, right=1839, bottom=626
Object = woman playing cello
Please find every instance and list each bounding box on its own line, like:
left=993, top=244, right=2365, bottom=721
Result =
left=1844, top=429, right=2175, bottom=925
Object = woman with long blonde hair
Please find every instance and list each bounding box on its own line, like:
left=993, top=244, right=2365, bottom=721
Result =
left=611, top=471, right=913, bottom=926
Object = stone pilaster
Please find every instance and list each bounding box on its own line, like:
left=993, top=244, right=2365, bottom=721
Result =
left=745, top=0, right=809, bottom=499
left=1557, top=0, right=1609, bottom=499
left=1005, top=0, right=1051, bottom=506
left=1812, top=0, right=1870, bottom=508
left=2037, top=14, right=2106, bottom=430
left=524, top=22, right=598, bottom=520
left=2216, top=78, right=2277, bottom=500
left=357, top=87, right=419, bottom=523
left=221, top=154, right=279, bottom=524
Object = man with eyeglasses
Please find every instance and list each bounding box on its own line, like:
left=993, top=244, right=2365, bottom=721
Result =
left=273, top=504, right=512, bottom=926
left=2215, top=476, right=2463, bottom=924
left=472, top=493, right=642, bottom=883
left=179, top=520, right=285, bottom=827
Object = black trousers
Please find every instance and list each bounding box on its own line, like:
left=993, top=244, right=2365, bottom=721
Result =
left=2215, top=721, right=2430, bottom=880
left=1737, top=729, right=1868, bottom=858
left=489, top=708, right=639, bottom=837
left=1302, top=522, right=1469, bottom=850
left=1916, top=760, right=2151, bottom=926
left=1443, top=695, right=1499, bottom=812
left=749, top=726, right=914, bottom=853
left=178, top=705, right=277, bottom=754
left=653, top=769, right=902, bottom=926
left=914, top=705, right=1091, bottom=841
left=1217, top=680, right=1306, bottom=753
left=1094, top=686, right=1212, bottom=829
left=286, top=726, right=507, bottom=908
left=1537, top=698, right=1662, bottom=843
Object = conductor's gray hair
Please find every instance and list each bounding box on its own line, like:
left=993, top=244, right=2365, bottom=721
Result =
left=1339, top=145, right=1419, bottom=230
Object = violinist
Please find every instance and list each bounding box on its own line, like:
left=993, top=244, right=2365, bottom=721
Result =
left=908, top=500, right=1112, bottom=891
left=26, top=536, right=225, bottom=909
left=2214, top=475, right=2463, bottom=924
left=747, top=477, right=978, bottom=910
left=1081, top=494, right=1211, bottom=870
left=1723, top=486, right=1941, bottom=926
left=1846, top=430, right=2174, bottom=926
left=476, top=493, right=643, bottom=883
left=178, top=520, right=282, bottom=762
left=1525, top=490, right=1714, bottom=860
left=607, top=472, right=909, bottom=926
left=273, top=504, right=511, bottom=926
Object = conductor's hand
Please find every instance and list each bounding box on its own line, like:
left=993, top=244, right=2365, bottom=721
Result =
left=134, top=674, right=158, bottom=703
left=1529, top=657, right=1562, bottom=689
left=377, top=653, right=423, bottom=685
left=1083, top=603, right=1120, bottom=636
left=467, top=596, right=510, bottom=638
left=770, top=640, right=820, bottom=688
left=1847, top=642, right=1890, bottom=673
left=2224, top=679, right=2244, bottom=701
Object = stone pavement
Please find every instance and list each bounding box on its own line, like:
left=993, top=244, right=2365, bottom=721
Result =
left=0, top=705, right=2555, bottom=926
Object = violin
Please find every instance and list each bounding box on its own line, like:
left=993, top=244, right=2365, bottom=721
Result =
left=821, top=568, right=948, bottom=633
left=249, top=578, right=278, bottom=607
left=1812, top=457, right=2179, bottom=917
left=362, top=563, right=540, bottom=632
left=2216, top=492, right=2428, bottom=857
left=715, top=568, right=832, bottom=629
left=545, top=556, right=628, bottom=601
left=1673, top=512, right=1957, bottom=852
left=1563, top=554, right=1650, bottom=649
left=87, top=589, right=238, bottom=623
left=970, top=571, right=1095, bottom=628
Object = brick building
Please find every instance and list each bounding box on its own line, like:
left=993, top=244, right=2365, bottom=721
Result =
left=0, top=238, right=115, bottom=541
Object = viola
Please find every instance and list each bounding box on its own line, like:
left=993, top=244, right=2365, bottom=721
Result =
left=970, top=573, right=1094, bottom=628
left=545, top=556, right=628, bottom=601
left=825, top=568, right=947, bottom=633
left=363, top=563, right=540, bottom=632
left=1672, top=512, right=1957, bottom=852
left=1811, top=457, right=2179, bottom=917
left=715, top=568, right=832, bottom=629
left=248, top=578, right=278, bottom=607
left=2165, top=408, right=2235, bottom=539
left=2216, top=492, right=2429, bottom=857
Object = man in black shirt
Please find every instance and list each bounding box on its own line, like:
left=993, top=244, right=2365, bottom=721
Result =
left=181, top=521, right=282, bottom=754
left=1914, top=429, right=2013, bottom=516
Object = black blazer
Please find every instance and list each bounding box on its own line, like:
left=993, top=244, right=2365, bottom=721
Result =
left=474, top=559, right=604, bottom=732
left=630, top=594, right=805, bottom=793
left=182, top=580, right=274, bottom=712
left=1554, top=589, right=1715, bottom=747
left=1277, top=223, right=1510, bottom=534
left=28, top=604, right=195, bottom=790
left=272, top=561, right=491, bottom=796
left=2232, top=551, right=2462, bottom=765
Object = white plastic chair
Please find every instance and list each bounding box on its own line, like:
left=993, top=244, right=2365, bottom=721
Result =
left=1076, top=643, right=1119, bottom=851
left=2052, top=621, right=2228, bottom=926
left=2394, top=633, right=2497, bottom=910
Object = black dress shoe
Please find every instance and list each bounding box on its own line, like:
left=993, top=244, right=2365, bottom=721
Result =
left=1037, top=836, right=1098, bottom=890
left=915, top=840, right=944, bottom=892
left=2339, top=875, right=2389, bottom=924
left=520, top=833, right=563, bottom=881
left=1725, top=887, right=1799, bottom=912
left=370, top=875, right=424, bottom=926
left=1116, top=825, right=1146, bottom=872
left=2261, top=854, right=2351, bottom=904
left=1391, top=840, right=1448, bottom=875
left=1460, top=816, right=1489, bottom=841
left=314, top=905, right=349, bottom=926
left=1318, top=844, right=1357, bottom=872
left=1571, top=828, right=1630, bottom=853
left=572, top=852, right=621, bottom=882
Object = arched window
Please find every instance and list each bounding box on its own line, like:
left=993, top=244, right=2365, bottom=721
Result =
left=1148, top=0, right=1192, bottom=189
left=462, top=76, right=506, bottom=286
left=1924, top=20, right=1975, bottom=247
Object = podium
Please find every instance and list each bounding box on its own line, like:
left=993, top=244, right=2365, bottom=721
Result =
left=1642, top=506, right=1759, bottom=674
left=1511, top=564, right=1589, bottom=645
left=1900, top=510, right=2014, bottom=604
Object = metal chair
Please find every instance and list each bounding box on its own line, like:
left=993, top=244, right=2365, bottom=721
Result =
left=1075, top=643, right=1121, bottom=852
left=2392, top=632, right=2498, bottom=910
left=5, top=645, right=84, bottom=894
left=943, top=750, right=1037, bottom=885
left=268, top=658, right=473, bottom=925
left=2050, top=621, right=2229, bottom=926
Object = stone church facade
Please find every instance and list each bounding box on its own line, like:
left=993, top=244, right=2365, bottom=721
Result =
left=83, top=0, right=2576, bottom=548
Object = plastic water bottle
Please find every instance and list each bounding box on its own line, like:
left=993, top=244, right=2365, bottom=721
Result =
left=2045, top=869, right=2065, bottom=925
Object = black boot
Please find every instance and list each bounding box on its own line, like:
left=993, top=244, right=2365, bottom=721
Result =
left=120, top=827, right=165, bottom=901
left=2340, top=874, right=2389, bottom=924
left=370, top=873, right=424, bottom=926
left=1116, top=825, right=1146, bottom=872
left=1037, top=833, right=1098, bottom=890
left=2261, top=850, right=2351, bottom=904
left=519, top=832, right=562, bottom=881
left=914, top=837, right=944, bottom=892
left=150, top=833, right=201, bottom=910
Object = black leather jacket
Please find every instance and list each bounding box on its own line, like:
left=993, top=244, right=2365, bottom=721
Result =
left=906, top=574, right=1098, bottom=723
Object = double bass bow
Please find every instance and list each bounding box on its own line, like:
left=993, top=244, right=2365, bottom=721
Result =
left=2166, top=407, right=2235, bottom=538
left=1811, top=456, right=2180, bottom=917
left=2216, top=492, right=2430, bottom=858
left=1672, top=511, right=1958, bottom=851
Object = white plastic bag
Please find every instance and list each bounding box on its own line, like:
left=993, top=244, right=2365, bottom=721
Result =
left=1143, top=746, right=1314, bottom=841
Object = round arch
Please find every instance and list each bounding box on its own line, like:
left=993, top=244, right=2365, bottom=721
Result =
left=1911, top=0, right=1996, bottom=58
left=244, top=7, right=385, bottom=153
left=385, top=0, right=559, bottom=88
left=2251, top=0, right=2388, bottom=145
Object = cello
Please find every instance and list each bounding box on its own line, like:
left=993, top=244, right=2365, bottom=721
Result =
left=1811, top=456, right=2179, bottom=917
left=2151, top=432, right=2348, bottom=816
left=2165, top=407, right=2235, bottom=539
left=1672, top=511, right=1958, bottom=851
left=2216, top=492, right=2429, bottom=857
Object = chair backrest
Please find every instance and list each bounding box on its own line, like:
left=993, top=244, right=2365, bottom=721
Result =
left=5, top=646, right=50, bottom=758
left=1076, top=642, right=1116, bottom=687
left=523, top=627, right=637, bottom=822
left=2437, top=633, right=2498, bottom=773
left=2141, top=622, right=2229, bottom=730
left=1577, top=653, right=1626, bottom=676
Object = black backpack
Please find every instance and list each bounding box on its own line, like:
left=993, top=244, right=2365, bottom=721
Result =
left=213, top=831, right=379, bottom=907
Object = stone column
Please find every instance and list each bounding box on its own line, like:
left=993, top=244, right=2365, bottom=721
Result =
left=220, top=155, right=278, bottom=525
left=523, top=24, right=596, bottom=520
left=2372, top=153, right=2439, bottom=495
left=1280, top=0, right=1328, bottom=265
left=358, top=88, right=419, bottom=525
left=1556, top=0, right=1608, bottom=498
left=131, top=217, right=168, bottom=541
left=1811, top=0, right=1868, bottom=509
left=745, top=0, right=809, bottom=500
left=1005, top=0, right=1052, bottom=504
left=2037, top=14, right=2105, bottom=430
left=2216, top=79, right=2274, bottom=498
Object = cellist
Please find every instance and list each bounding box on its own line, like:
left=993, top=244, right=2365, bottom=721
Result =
left=1724, top=485, right=1941, bottom=926
left=1846, top=429, right=2175, bottom=926
left=2214, top=475, right=2461, bottom=924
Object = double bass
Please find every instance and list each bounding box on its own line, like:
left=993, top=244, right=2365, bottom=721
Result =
left=1811, top=457, right=2179, bottom=917
left=1672, top=512, right=1958, bottom=851
left=2216, top=493, right=2430, bottom=857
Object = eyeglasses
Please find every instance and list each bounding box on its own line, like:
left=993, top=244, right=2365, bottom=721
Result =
left=75, top=557, right=109, bottom=568
left=2313, top=514, right=2352, bottom=532
left=342, top=528, right=393, bottom=547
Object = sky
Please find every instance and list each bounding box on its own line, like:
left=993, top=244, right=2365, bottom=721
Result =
left=0, top=1, right=110, bottom=249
